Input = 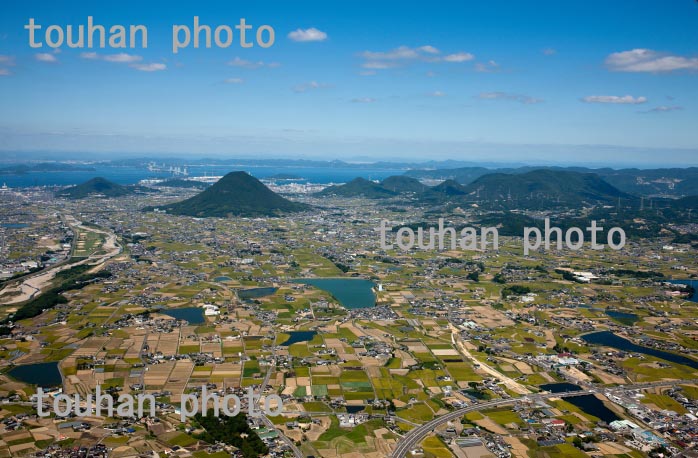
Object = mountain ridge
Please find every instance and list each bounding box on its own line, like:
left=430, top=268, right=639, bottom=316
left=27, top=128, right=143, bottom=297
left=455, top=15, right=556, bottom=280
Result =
left=57, top=177, right=139, bottom=199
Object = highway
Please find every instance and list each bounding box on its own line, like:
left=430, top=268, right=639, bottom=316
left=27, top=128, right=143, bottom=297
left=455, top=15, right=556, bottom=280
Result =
left=391, top=378, right=698, bottom=458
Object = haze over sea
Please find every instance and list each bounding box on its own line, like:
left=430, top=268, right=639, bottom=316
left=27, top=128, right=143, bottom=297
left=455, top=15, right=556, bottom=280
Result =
left=0, top=164, right=405, bottom=188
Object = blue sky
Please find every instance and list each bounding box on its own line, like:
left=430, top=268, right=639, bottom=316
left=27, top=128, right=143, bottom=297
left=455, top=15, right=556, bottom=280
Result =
left=1, top=0, right=697, bottom=166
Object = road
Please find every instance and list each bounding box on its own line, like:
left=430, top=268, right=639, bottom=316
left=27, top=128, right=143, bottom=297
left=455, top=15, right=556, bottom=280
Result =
left=449, top=324, right=531, bottom=395
left=0, top=216, right=121, bottom=305
left=391, top=378, right=698, bottom=458
left=256, top=333, right=304, bottom=458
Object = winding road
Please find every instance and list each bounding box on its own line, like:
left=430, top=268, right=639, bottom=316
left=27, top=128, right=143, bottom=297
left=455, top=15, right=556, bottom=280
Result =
left=391, top=378, right=698, bottom=458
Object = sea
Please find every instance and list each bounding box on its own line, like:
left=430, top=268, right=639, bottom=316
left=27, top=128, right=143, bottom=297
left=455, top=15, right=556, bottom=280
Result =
left=0, top=164, right=406, bottom=188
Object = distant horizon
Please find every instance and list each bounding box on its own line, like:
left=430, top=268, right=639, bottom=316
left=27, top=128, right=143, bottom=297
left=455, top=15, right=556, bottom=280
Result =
left=0, top=149, right=697, bottom=170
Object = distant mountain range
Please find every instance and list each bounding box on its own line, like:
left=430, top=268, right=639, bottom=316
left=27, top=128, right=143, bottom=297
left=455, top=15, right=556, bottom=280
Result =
left=318, top=176, right=436, bottom=198
left=315, top=169, right=698, bottom=215
left=57, top=177, right=151, bottom=199
left=0, top=163, right=96, bottom=175
left=463, top=170, right=629, bottom=205
left=146, top=171, right=310, bottom=217
left=315, top=170, right=629, bottom=208
left=318, top=177, right=398, bottom=198
left=405, top=166, right=698, bottom=198
left=107, top=157, right=510, bottom=170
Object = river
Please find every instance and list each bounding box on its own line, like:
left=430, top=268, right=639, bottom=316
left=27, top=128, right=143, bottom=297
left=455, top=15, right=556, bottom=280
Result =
left=582, top=331, right=698, bottom=370
left=539, top=382, right=620, bottom=424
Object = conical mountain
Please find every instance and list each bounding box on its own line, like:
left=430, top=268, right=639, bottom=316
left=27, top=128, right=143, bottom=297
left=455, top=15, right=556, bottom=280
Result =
left=151, top=171, right=310, bottom=217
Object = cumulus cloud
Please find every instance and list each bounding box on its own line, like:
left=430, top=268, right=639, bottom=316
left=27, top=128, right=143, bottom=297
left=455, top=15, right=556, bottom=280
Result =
left=418, top=45, right=440, bottom=54
left=224, top=77, right=244, bottom=84
left=351, top=97, right=376, bottom=103
left=359, top=45, right=474, bottom=70
left=35, top=53, right=57, bottom=63
left=79, top=52, right=164, bottom=72
left=103, top=53, right=142, bottom=63
left=361, top=46, right=421, bottom=61
left=443, top=52, right=474, bottom=62
left=477, top=92, right=543, bottom=104
left=640, top=105, right=683, bottom=113
left=292, top=81, right=328, bottom=93
left=288, top=27, right=327, bottom=42
left=130, top=63, right=166, bottom=72
left=581, top=95, right=647, bottom=104
left=605, top=49, right=698, bottom=73
left=228, top=57, right=280, bottom=69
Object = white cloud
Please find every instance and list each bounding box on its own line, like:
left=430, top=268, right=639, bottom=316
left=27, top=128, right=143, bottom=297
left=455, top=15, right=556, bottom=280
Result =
left=0, top=55, right=14, bottom=66
left=605, top=49, right=698, bottom=73
left=35, top=53, right=57, bottom=63
left=582, top=95, right=647, bottom=104
left=288, top=27, right=328, bottom=42
left=351, top=97, right=376, bottom=103
left=292, top=81, right=328, bottom=93
left=103, top=53, right=142, bottom=63
left=0, top=68, right=10, bottom=76
left=359, top=45, right=474, bottom=70
left=224, top=77, right=244, bottom=84
left=641, top=105, right=683, bottom=113
left=418, top=45, right=440, bottom=54
left=443, top=52, right=474, bottom=63
left=543, top=48, right=557, bottom=56
left=130, top=63, right=166, bottom=72
left=428, top=91, right=446, bottom=97
left=80, top=52, right=164, bottom=72
left=362, top=61, right=398, bottom=69
left=228, top=57, right=279, bottom=69
left=475, top=60, right=499, bottom=72
left=361, top=46, right=422, bottom=61
left=478, top=92, right=543, bottom=104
